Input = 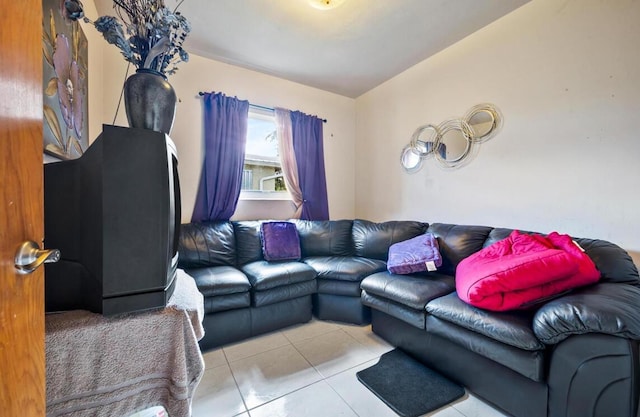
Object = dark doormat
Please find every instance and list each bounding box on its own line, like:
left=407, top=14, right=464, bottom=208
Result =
left=356, top=349, right=465, bottom=417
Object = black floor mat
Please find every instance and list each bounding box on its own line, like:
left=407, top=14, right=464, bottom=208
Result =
left=356, top=349, right=465, bottom=417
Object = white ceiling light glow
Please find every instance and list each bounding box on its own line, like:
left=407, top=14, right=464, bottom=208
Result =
left=308, top=0, right=347, bottom=10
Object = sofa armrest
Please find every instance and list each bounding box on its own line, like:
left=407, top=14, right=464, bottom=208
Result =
left=533, top=283, right=640, bottom=344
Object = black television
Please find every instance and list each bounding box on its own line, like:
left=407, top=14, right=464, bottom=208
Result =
left=44, top=124, right=181, bottom=315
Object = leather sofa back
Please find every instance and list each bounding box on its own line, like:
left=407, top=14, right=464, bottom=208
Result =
left=294, top=219, right=354, bottom=257
left=233, top=220, right=264, bottom=265
left=353, top=219, right=428, bottom=261
left=430, top=223, right=640, bottom=284
left=178, top=221, right=237, bottom=268
left=427, top=223, right=495, bottom=276
left=179, top=220, right=639, bottom=286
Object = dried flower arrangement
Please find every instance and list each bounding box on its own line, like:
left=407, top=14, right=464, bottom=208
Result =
left=85, top=0, right=191, bottom=76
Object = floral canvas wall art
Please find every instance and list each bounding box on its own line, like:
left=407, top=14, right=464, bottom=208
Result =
left=42, top=0, right=88, bottom=160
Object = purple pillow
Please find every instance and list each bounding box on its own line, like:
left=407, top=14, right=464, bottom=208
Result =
left=260, top=222, right=301, bottom=262
left=387, top=233, right=443, bottom=275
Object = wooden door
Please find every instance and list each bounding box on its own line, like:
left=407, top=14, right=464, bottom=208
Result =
left=0, top=0, right=46, bottom=416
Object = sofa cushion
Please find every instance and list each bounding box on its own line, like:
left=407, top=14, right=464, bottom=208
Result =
left=185, top=266, right=250, bottom=297
left=294, top=219, right=354, bottom=257
left=303, top=256, right=386, bottom=282
left=241, top=260, right=317, bottom=291
left=426, top=223, right=494, bottom=276
left=483, top=227, right=517, bottom=249
left=387, top=233, right=442, bottom=274
left=204, top=293, right=251, bottom=313
left=178, top=221, right=237, bottom=268
left=317, top=279, right=362, bottom=297
left=361, top=271, right=455, bottom=310
left=252, top=280, right=317, bottom=307
left=260, top=221, right=301, bottom=261
left=233, top=220, right=264, bottom=265
left=427, top=315, right=546, bottom=382
left=426, top=293, right=545, bottom=351
left=353, top=219, right=427, bottom=261
left=361, top=290, right=427, bottom=329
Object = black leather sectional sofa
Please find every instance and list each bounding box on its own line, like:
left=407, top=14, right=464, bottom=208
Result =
left=177, top=219, right=640, bottom=417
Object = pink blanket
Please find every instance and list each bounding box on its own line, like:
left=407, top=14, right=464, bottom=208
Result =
left=456, top=230, right=600, bottom=311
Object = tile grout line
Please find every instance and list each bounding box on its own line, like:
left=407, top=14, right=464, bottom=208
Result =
left=236, top=327, right=375, bottom=414
left=222, top=347, right=252, bottom=417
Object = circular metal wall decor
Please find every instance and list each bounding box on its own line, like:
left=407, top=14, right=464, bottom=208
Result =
left=409, top=124, right=440, bottom=159
left=400, top=144, right=424, bottom=173
left=400, top=103, right=502, bottom=173
left=434, top=119, right=473, bottom=169
left=464, top=103, right=502, bottom=144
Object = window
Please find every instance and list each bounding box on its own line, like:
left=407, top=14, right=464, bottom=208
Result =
left=240, top=110, right=289, bottom=200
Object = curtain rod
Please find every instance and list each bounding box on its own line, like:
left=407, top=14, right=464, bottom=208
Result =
left=198, top=92, right=327, bottom=123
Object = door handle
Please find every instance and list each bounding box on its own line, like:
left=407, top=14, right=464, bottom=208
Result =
left=14, top=241, right=61, bottom=274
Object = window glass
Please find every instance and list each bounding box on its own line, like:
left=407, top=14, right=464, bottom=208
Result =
left=242, top=111, right=288, bottom=196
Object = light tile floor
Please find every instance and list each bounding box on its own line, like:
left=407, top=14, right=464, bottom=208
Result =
left=192, top=319, right=511, bottom=417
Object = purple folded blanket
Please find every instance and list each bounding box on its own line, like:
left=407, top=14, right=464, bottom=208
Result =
left=387, top=233, right=442, bottom=275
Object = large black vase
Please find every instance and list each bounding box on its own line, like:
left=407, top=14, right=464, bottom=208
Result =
left=123, top=68, right=177, bottom=135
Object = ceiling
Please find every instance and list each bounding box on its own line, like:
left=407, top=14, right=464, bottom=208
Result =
left=95, top=0, right=530, bottom=98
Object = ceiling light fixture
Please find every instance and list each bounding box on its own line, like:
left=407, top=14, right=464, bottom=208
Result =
left=308, top=0, right=347, bottom=10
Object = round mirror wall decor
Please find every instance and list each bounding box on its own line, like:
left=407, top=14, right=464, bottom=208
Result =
left=464, top=103, right=502, bottom=144
left=434, top=119, right=473, bottom=169
left=409, top=124, right=439, bottom=159
left=400, top=103, right=502, bottom=173
left=401, top=124, right=441, bottom=173
left=400, top=144, right=424, bottom=174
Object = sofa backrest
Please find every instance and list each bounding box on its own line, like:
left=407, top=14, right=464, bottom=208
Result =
left=430, top=223, right=640, bottom=284
left=427, top=223, right=494, bottom=276
left=233, top=220, right=264, bottom=265
left=177, top=221, right=237, bottom=268
left=293, top=219, right=354, bottom=257
left=353, top=219, right=428, bottom=261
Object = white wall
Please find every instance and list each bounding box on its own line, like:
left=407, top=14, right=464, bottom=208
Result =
left=355, top=0, right=640, bottom=262
left=100, top=51, right=356, bottom=223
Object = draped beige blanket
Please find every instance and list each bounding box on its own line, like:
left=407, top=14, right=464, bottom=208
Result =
left=46, top=270, right=205, bottom=417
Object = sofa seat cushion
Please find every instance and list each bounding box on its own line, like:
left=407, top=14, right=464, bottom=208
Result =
left=303, top=256, right=386, bottom=282
left=204, top=293, right=251, bottom=314
left=426, top=293, right=545, bottom=351
left=186, top=266, right=250, bottom=297
left=252, top=280, right=317, bottom=307
left=241, top=261, right=317, bottom=291
left=317, top=279, right=361, bottom=297
left=426, top=315, right=546, bottom=382
left=361, top=271, right=455, bottom=310
left=361, top=290, right=427, bottom=329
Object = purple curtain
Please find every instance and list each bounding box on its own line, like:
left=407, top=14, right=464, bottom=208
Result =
left=191, top=92, right=249, bottom=222
left=290, top=111, right=329, bottom=220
